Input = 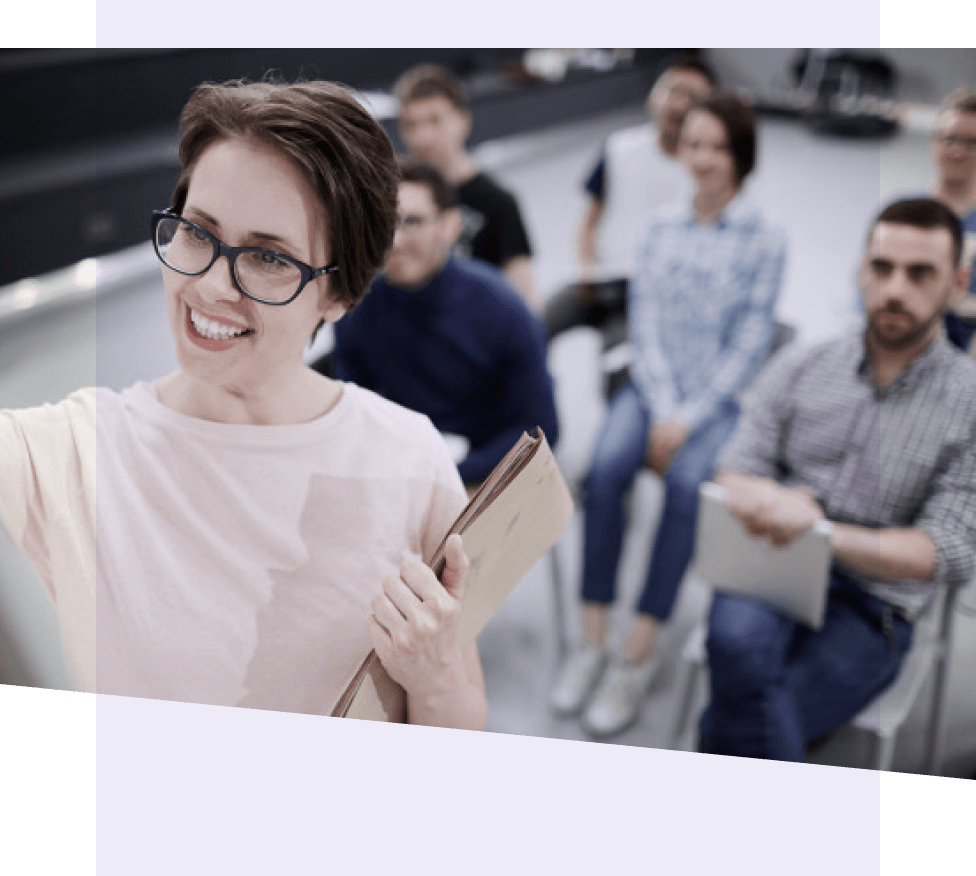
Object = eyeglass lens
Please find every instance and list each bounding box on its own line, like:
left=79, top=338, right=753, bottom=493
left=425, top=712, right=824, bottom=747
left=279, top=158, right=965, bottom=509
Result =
left=155, top=215, right=304, bottom=303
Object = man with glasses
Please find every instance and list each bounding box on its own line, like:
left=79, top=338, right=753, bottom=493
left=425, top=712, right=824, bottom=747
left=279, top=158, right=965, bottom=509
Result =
left=332, top=160, right=558, bottom=490
left=394, top=64, right=541, bottom=314
left=931, top=86, right=976, bottom=352
left=847, top=87, right=976, bottom=355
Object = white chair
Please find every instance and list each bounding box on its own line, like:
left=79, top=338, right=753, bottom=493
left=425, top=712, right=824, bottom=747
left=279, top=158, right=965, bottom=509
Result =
left=670, top=578, right=967, bottom=773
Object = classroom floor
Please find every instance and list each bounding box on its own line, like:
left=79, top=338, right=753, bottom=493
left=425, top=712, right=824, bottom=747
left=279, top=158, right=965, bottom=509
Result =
left=1, top=104, right=973, bottom=778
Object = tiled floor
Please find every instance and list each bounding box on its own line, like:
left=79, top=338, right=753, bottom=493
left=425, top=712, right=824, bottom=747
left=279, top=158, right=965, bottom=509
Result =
left=1, top=103, right=973, bottom=778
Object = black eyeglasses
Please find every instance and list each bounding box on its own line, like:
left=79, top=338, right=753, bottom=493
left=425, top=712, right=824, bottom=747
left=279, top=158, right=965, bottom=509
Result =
left=151, top=211, right=339, bottom=305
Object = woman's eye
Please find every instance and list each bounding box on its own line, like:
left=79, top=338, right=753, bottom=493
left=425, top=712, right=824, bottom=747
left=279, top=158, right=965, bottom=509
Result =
left=250, top=251, right=290, bottom=272
left=180, top=224, right=211, bottom=246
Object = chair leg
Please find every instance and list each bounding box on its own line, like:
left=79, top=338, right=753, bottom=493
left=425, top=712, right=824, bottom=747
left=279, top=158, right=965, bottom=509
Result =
left=671, top=662, right=705, bottom=751
left=874, top=731, right=896, bottom=772
left=922, top=650, right=951, bottom=775
left=549, top=546, right=568, bottom=660
left=922, top=584, right=961, bottom=775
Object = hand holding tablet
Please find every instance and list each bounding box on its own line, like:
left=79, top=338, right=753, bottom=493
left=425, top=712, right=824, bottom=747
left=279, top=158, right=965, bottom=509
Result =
left=692, top=482, right=832, bottom=629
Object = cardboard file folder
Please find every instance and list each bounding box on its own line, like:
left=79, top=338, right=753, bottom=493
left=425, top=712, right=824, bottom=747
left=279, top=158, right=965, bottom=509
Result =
left=332, top=427, right=573, bottom=722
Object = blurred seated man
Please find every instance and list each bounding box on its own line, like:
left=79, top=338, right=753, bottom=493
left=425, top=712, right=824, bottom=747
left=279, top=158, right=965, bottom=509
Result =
left=543, top=54, right=715, bottom=340
left=394, top=63, right=541, bottom=314
left=700, top=198, right=976, bottom=762
left=333, top=160, right=558, bottom=490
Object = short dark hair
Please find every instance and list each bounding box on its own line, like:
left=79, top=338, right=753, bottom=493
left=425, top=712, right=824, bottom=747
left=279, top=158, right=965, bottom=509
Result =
left=394, top=64, right=467, bottom=112
left=398, top=159, right=458, bottom=211
left=687, top=89, right=756, bottom=185
left=871, top=198, right=965, bottom=266
left=657, top=53, right=717, bottom=88
left=171, top=78, right=400, bottom=312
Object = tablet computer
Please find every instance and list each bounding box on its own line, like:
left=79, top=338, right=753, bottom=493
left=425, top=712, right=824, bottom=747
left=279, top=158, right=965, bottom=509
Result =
left=692, top=482, right=832, bottom=630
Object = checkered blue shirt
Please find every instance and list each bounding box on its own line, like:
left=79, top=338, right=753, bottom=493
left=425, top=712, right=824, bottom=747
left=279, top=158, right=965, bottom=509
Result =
left=629, top=196, right=787, bottom=430
left=719, top=330, right=976, bottom=619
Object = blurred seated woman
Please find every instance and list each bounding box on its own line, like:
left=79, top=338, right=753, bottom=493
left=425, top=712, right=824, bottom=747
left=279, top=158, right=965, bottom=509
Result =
left=550, top=90, right=786, bottom=737
left=0, top=79, right=487, bottom=729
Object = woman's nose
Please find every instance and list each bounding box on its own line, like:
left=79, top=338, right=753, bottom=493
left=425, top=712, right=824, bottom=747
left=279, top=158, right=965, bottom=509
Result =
left=197, top=255, right=243, bottom=302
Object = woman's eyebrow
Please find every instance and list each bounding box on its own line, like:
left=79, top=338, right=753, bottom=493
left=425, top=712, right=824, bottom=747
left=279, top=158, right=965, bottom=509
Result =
left=184, top=207, right=295, bottom=250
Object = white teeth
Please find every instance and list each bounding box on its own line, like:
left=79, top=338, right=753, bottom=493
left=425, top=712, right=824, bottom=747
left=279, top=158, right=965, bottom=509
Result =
left=190, top=309, right=248, bottom=341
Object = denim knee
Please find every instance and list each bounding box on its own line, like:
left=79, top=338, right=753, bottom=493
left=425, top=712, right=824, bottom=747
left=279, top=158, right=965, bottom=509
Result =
left=707, top=596, right=788, bottom=693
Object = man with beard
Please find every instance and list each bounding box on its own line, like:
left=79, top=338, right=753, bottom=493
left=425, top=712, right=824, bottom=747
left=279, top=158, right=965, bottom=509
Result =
left=697, top=198, right=976, bottom=762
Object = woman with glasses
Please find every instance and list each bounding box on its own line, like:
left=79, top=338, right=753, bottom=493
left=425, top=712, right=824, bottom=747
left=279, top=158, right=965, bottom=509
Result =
left=0, top=79, right=488, bottom=729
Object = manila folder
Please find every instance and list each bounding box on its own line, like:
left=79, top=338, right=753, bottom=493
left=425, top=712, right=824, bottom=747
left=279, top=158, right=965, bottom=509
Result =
left=332, top=428, right=573, bottom=722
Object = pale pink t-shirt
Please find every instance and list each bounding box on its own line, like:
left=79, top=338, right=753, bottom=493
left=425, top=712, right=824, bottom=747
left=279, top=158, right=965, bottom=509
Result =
left=0, top=382, right=466, bottom=715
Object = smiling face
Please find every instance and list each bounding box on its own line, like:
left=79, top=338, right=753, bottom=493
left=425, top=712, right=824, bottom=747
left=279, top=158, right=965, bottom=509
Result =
left=860, top=222, right=968, bottom=351
left=678, top=109, right=738, bottom=201
left=163, top=137, right=345, bottom=398
left=398, top=96, right=470, bottom=172
left=383, top=181, right=461, bottom=290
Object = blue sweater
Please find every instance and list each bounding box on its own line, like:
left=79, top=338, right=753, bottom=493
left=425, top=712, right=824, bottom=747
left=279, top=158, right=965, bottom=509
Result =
left=333, top=257, right=558, bottom=484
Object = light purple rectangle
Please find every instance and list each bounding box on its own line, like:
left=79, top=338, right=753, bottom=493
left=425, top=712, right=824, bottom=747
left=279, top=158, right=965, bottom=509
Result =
left=92, top=3, right=882, bottom=49
left=95, top=692, right=882, bottom=874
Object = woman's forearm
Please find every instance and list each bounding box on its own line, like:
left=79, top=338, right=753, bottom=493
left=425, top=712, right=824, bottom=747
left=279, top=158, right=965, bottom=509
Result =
left=406, top=644, right=488, bottom=731
left=407, top=677, right=488, bottom=731
left=830, top=523, right=936, bottom=583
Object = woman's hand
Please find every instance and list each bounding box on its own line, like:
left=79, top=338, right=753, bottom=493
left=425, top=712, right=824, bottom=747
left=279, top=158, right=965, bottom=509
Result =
left=367, top=534, right=486, bottom=728
left=646, top=419, right=690, bottom=475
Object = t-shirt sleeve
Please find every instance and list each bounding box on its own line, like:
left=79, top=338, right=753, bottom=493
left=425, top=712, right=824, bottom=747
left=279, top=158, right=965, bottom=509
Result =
left=0, top=389, right=96, bottom=603
left=493, top=190, right=534, bottom=265
left=0, top=408, right=41, bottom=549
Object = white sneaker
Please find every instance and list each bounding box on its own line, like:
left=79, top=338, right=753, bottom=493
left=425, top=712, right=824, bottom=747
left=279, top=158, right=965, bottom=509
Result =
left=549, top=643, right=609, bottom=717
left=581, top=655, right=660, bottom=738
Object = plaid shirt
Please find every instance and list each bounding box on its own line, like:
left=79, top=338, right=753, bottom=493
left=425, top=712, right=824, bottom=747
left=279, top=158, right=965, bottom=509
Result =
left=629, top=196, right=787, bottom=431
left=719, top=329, right=976, bottom=619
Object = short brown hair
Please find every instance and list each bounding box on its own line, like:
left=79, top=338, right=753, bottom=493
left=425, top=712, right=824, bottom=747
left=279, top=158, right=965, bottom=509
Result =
left=872, top=198, right=965, bottom=266
left=658, top=54, right=717, bottom=88
left=171, top=78, right=400, bottom=311
left=393, top=64, right=467, bottom=112
left=687, top=89, right=757, bottom=185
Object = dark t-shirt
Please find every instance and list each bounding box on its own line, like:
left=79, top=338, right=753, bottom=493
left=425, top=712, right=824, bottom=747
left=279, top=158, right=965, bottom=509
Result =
left=455, top=172, right=533, bottom=268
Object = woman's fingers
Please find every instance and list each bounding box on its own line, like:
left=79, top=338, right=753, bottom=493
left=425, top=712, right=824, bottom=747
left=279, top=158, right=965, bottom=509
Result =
left=441, top=534, right=469, bottom=600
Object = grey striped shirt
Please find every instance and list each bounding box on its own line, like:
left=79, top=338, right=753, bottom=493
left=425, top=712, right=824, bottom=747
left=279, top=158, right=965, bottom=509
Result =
left=718, top=329, right=976, bottom=620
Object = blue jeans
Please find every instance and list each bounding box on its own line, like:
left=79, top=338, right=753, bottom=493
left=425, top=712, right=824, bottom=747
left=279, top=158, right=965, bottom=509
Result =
left=699, top=574, right=914, bottom=762
left=581, top=383, right=740, bottom=621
